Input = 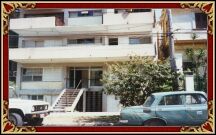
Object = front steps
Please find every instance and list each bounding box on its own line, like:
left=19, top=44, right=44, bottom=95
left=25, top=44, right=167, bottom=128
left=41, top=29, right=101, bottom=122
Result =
left=51, top=89, right=84, bottom=112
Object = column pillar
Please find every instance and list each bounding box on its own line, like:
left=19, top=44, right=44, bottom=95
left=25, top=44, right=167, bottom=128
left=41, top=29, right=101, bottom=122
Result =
left=15, top=63, right=22, bottom=96
left=82, top=90, right=86, bottom=112
left=185, top=74, right=194, bottom=91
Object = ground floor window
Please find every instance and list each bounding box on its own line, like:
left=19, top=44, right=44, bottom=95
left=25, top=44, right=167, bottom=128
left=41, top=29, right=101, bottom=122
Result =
left=90, top=70, right=103, bottom=86
left=28, top=95, right=44, bottom=101
left=22, top=68, right=43, bottom=81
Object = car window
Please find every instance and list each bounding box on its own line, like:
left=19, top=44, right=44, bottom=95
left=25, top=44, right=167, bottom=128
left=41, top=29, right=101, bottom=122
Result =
left=185, top=94, right=207, bottom=105
left=159, top=94, right=184, bottom=105
left=143, top=95, right=155, bottom=107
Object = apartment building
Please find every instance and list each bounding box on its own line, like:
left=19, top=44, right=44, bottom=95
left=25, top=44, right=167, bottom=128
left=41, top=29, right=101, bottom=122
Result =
left=160, top=9, right=207, bottom=73
left=9, top=9, right=158, bottom=112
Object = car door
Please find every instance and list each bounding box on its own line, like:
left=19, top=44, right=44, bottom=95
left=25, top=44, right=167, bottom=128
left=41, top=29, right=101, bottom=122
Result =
left=155, top=94, right=186, bottom=126
left=184, top=94, right=208, bottom=126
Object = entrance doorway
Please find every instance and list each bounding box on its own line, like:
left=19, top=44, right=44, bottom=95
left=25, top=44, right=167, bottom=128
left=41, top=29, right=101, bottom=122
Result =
left=69, top=68, right=89, bottom=89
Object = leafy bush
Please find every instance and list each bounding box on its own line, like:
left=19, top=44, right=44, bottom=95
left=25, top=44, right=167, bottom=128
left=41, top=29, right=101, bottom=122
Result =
left=102, top=56, right=178, bottom=107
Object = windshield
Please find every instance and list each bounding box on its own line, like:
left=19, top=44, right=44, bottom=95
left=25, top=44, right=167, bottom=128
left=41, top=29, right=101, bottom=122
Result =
left=143, top=95, right=155, bottom=107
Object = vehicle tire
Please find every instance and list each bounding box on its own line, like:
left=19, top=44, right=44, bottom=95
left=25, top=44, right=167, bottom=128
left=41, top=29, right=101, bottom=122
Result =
left=28, top=118, right=43, bottom=126
left=144, top=119, right=166, bottom=126
left=9, top=113, right=24, bottom=126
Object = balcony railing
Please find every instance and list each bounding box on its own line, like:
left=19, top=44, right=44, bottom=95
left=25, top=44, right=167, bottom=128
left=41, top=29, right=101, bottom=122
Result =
left=10, top=16, right=64, bottom=29
left=9, top=44, right=156, bottom=63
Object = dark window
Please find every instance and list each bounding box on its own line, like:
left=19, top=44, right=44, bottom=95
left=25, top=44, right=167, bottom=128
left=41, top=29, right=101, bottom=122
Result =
left=195, top=13, right=207, bottom=29
left=131, top=9, right=151, bottom=12
left=159, top=95, right=184, bottom=105
left=67, top=38, right=95, bottom=44
left=78, top=11, right=93, bottom=17
left=183, top=61, right=194, bottom=71
left=109, top=38, right=118, bottom=45
left=90, top=70, right=103, bottom=86
left=115, top=9, right=151, bottom=13
left=28, top=95, right=44, bottom=101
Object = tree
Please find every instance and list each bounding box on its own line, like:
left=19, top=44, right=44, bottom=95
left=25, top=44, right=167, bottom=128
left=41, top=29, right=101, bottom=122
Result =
left=185, top=48, right=207, bottom=92
left=102, top=56, right=178, bottom=107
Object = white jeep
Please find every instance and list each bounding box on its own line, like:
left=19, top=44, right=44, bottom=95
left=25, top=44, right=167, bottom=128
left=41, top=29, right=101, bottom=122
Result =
left=9, top=86, right=50, bottom=126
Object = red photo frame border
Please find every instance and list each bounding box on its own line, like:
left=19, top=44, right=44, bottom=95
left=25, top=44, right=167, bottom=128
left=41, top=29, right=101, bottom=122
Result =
left=1, top=2, right=214, bottom=133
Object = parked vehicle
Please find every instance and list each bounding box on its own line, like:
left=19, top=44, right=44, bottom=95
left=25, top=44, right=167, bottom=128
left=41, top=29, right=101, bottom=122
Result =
left=119, top=91, right=208, bottom=126
left=9, top=86, right=50, bottom=126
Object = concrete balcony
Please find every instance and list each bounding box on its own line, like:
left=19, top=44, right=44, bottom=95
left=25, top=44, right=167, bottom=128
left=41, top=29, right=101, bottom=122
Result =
left=68, top=16, right=102, bottom=26
left=9, top=44, right=156, bottom=63
left=10, top=16, right=64, bottom=30
left=173, top=29, right=207, bottom=41
left=103, top=12, right=154, bottom=25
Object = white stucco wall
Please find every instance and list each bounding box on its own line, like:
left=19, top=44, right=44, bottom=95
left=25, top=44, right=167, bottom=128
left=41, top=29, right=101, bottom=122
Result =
left=103, top=12, right=154, bottom=25
left=21, top=82, right=64, bottom=90
left=10, top=17, right=56, bottom=29
left=106, top=95, right=122, bottom=112
left=172, top=9, right=207, bottom=40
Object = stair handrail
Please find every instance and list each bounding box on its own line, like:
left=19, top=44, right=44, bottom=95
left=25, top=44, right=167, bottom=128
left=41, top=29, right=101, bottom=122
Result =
left=66, top=80, right=82, bottom=106
left=51, top=88, right=66, bottom=109
left=75, top=80, right=82, bottom=90
left=65, top=88, right=86, bottom=112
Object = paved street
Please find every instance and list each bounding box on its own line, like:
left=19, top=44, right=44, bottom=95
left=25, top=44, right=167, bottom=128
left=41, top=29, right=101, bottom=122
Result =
left=43, top=112, right=120, bottom=126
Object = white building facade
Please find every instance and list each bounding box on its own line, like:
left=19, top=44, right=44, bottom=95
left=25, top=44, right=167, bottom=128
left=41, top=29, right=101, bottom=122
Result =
left=9, top=9, right=158, bottom=112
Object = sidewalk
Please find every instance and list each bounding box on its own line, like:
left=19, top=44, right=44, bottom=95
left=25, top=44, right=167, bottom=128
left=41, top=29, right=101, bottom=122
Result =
left=43, top=112, right=120, bottom=126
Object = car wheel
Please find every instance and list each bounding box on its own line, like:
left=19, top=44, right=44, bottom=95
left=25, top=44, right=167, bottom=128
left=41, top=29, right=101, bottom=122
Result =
left=9, top=113, right=24, bottom=126
left=144, top=119, right=166, bottom=126
left=28, top=118, right=43, bottom=126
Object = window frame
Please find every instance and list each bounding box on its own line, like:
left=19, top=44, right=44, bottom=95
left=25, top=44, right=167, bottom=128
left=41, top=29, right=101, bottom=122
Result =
left=108, top=38, right=118, bottom=45
left=28, top=95, right=44, bottom=101
left=129, top=36, right=152, bottom=45
left=22, top=68, right=43, bottom=82
left=194, top=13, right=207, bottom=30
left=67, top=38, right=95, bottom=45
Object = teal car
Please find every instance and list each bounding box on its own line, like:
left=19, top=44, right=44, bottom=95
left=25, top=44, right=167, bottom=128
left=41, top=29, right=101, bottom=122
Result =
left=119, top=91, right=208, bottom=126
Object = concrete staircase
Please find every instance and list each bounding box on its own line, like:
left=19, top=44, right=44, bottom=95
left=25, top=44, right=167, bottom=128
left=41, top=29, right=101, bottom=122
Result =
left=51, top=89, right=84, bottom=112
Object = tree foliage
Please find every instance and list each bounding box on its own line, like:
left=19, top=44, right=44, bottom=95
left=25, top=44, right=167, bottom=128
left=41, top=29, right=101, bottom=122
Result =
left=185, top=48, right=207, bottom=92
left=102, top=56, right=178, bottom=107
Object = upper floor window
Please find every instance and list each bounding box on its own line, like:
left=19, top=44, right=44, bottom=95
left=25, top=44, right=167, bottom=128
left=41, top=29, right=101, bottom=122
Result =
left=67, top=38, right=95, bottom=44
left=129, top=36, right=152, bottom=44
left=109, top=38, right=118, bottom=45
left=22, top=40, right=44, bottom=48
left=131, top=9, right=151, bottom=13
left=195, top=13, right=207, bottom=29
left=22, top=68, right=42, bottom=82
left=114, top=9, right=151, bottom=14
left=69, top=10, right=102, bottom=18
